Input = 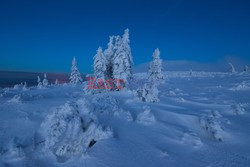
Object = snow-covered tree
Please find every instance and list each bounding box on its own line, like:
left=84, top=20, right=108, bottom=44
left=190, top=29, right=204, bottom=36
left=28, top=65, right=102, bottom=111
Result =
left=23, top=82, right=27, bottom=90
left=93, top=47, right=107, bottom=80
left=55, top=79, right=59, bottom=85
left=147, top=48, right=164, bottom=84
left=136, top=48, right=164, bottom=103
left=69, top=57, right=83, bottom=84
left=122, top=29, right=133, bottom=66
left=43, top=73, right=49, bottom=87
left=37, top=76, right=43, bottom=89
left=228, top=62, right=235, bottom=73
left=112, top=29, right=133, bottom=87
left=136, top=83, right=159, bottom=103
left=104, top=36, right=115, bottom=79
left=244, top=65, right=249, bottom=73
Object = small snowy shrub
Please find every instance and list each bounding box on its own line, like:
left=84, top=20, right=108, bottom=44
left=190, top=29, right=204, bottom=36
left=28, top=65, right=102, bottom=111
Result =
left=2, top=139, right=25, bottom=164
left=136, top=106, right=155, bottom=125
left=8, top=95, right=22, bottom=104
left=200, top=114, right=224, bottom=141
left=231, top=104, right=245, bottom=115
left=230, top=81, right=249, bottom=91
left=136, top=84, right=159, bottom=103
left=37, top=76, right=43, bottom=89
left=13, top=83, right=24, bottom=90
left=114, top=110, right=133, bottom=122
left=92, top=95, right=119, bottom=113
left=92, top=95, right=133, bottom=121
left=41, top=99, right=113, bottom=160
left=181, top=131, right=203, bottom=148
left=0, top=88, right=9, bottom=97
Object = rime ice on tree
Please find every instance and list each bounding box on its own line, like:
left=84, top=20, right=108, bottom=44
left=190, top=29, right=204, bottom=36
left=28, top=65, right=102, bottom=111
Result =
left=137, top=83, right=159, bottom=103
left=104, top=36, right=115, bottom=79
left=112, top=29, right=133, bottom=87
left=147, top=48, right=164, bottom=84
left=93, top=47, right=107, bottom=80
left=55, top=79, right=59, bottom=85
left=43, top=73, right=49, bottom=86
left=37, top=76, right=43, bottom=89
left=137, top=48, right=164, bottom=103
left=69, top=57, right=83, bottom=84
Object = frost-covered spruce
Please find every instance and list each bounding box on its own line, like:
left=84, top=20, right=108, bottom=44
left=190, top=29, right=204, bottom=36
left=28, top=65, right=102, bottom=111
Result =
left=112, top=29, right=133, bottom=87
left=122, top=28, right=133, bottom=66
left=228, top=62, right=235, bottom=73
left=137, top=83, right=159, bottom=103
left=37, top=76, right=43, bottom=89
left=93, top=47, right=107, bottom=80
left=69, top=57, right=83, bottom=84
left=42, top=73, right=49, bottom=87
left=55, top=79, right=58, bottom=85
left=104, top=36, right=115, bottom=79
left=148, top=48, right=164, bottom=84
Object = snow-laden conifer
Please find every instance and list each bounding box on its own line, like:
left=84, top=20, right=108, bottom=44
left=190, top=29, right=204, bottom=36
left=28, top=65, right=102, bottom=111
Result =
left=55, top=79, right=59, bottom=85
left=147, top=48, right=164, bottom=84
left=23, top=82, right=28, bottom=90
left=37, top=76, right=43, bottom=89
left=43, top=73, right=49, bottom=87
left=93, top=47, right=107, bottom=80
left=104, top=36, right=115, bottom=79
left=112, top=29, right=133, bottom=87
left=69, top=57, right=83, bottom=84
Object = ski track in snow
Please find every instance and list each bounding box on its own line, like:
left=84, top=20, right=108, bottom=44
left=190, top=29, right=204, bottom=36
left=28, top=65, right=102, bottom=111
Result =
left=0, top=72, right=250, bottom=167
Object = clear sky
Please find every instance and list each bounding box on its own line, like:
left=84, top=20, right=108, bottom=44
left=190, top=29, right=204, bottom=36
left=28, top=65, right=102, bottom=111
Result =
left=0, top=0, right=250, bottom=73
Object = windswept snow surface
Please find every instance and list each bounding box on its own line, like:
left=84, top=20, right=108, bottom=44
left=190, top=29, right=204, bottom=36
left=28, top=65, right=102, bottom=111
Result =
left=0, top=71, right=250, bottom=167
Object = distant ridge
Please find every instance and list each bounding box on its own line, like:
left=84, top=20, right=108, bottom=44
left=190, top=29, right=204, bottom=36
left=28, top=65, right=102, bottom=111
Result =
left=0, top=71, right=71, bottom=88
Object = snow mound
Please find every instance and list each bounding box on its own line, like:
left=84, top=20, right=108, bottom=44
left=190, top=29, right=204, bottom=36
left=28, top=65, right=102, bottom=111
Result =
left=40, top=99, right=113, bottom=161
left=92, top=95, right=119, bottom=113
left=231, top=104, right=245, bottom=115
left=200, top=112, right=225, bottom=141
left=136, top=106, right=155, bottom=125
left=7, top=95, right=23, bottom=104
left=92, top=95, right=133, bottom=121
left=181, top=131, right=203, bottom=148
left=0, top=88, right=9, bottom=97
left=230, top=81, right=250, bottom=91
left=1, top=140, right=26, bottom=165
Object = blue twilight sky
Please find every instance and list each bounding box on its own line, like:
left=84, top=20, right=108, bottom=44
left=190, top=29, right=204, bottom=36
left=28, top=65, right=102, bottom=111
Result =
left=0, top=0, right=250, bottom=73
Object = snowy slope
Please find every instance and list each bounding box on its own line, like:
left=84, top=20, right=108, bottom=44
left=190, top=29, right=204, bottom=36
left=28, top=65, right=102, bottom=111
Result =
left=0, top=72, right=250, bottom=167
